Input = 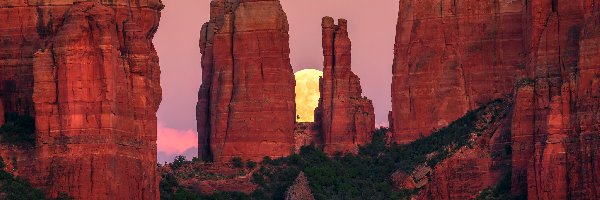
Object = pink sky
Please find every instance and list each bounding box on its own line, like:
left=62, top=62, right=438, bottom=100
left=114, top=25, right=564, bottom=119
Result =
left=153, top=0, right=398, bottom=163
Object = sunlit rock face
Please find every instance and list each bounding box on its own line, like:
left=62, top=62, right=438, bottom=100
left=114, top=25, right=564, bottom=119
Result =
left=315, top=17, right=375, bottom=154
left=390, top=0, right=600, bottom=199
left=295, top=69, right=323, bottom=122
left=389, top=0, right=527, bottom=144
left=510, top=2, right=600, bottom=199
left=197, top=0, right=296, bottom=162
left=0, top=0, right=162, bottom=199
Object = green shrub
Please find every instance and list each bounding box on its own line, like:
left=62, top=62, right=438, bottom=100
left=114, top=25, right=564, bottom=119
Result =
left=475, top=171, right=526, bottom=200
left=231, top=157, right=244, bottom=168
left=192, top=157, right=201, bottom=163
left=171, top=155, right=189, bottom=170
left=0, top=113, right=36, bottom=146
left=262, top=156, right=272, bottom=164
left=0, top=156, right=68, bottom=200
left=251, top=173, right=265, bottom=186
left=251, top=99, right=509, bottom=199
left=246, top=160, right=257, bottom=169
left=160, top=172, right=179, bottom=197
left=0, top=156, right=5, bottom=170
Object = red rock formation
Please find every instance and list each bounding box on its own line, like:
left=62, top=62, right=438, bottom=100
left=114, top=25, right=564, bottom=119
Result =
left=418, top=148, right=502, bottom=200
left=0, top=0, right=162, bottom=199
left=400, top=1, right=599, bottom=199
left=416, top=100, right=513, bottom=200
left=390, top=0, right=527, bottom=143
left=293, top=122, right=321, bottom=153
left=285, top=172, right=315, bottom=200
left=571, top=11, right=600, bottom=199
left=510, top=81, right=535, bottom=197
left=315, top=17, right=375, bottom=154
left=197, top=0, right=296, bottom=162
left=509, top=2, right=600, bottom=199
left=391, top=171, right=417, bottom=190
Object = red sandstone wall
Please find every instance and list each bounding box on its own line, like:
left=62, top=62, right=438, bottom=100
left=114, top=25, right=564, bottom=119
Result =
left=511, top=1, right=600, bottom=199
left=393, top=1, right=599, bottom=199
left=197, top=0, right=296, bottom=162
left=315, top=17, right=375, bottom=154
left=390, top=0, right=527, bottom=144
left=0, top=0, right=162, bottom=199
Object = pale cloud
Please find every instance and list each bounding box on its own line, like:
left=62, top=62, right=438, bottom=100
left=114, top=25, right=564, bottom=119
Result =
left=157, top=122, right=198, bottom=163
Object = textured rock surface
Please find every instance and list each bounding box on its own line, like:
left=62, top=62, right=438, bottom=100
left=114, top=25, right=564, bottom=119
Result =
left=391, top=171, right=417, bottom=190
left=390, top=0, right=527, bottom=143
left=418, top=147, right=507, bottom=200
left=293, top=122, right=320, bottom=153
left=0, top=0, right=162, bottom=199
left=195, top=178, right=257, bottom=195
left=0, top=0, right=162, bottom=116
left=315, top=17, right=375, bottom=154
left=509, top=2, right=600, bottom=199
left=416, top=101, right=513, bottom=200
left=285, top=172, right=315, bottom=200
left=197, top=0, right=296, bottom=162
left=510, top=82, right=535, bottom=197
left=396, top=1, right=600, bottom=199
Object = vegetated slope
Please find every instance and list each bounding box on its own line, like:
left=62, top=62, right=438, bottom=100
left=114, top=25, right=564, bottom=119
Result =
left=160, top=99, right=511, bottom=200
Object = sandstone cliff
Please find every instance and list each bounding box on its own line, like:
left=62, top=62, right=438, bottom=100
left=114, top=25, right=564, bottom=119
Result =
left=509, top=1, right=600, bottom=199
left=315, top=17, right=375, bottom=154
left=390, top=0, right=527, bottom=143
left=416, top=101, right=513, bottom=199
left=0, top=0, right=162, bottom=199
left=197, top=0, right=296, bottom=162
left=392, top=0, right=600, bottom=199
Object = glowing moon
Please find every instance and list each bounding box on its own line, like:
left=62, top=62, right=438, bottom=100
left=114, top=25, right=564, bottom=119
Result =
left=295, top=69, right=323, bottom=122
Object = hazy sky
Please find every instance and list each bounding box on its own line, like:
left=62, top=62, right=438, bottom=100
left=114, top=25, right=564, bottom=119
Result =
left=153, top=0, right=399, bottom=163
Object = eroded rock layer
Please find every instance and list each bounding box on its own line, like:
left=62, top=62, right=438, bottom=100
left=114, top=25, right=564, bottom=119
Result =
left=418, top=106, right=513, bottom=199
left=390, top=0, right=528, bottom=143
left=394, top=0, right=600, bottom=199
left=510, top=2, right=600, bottom=199
left=315, top=17, right=375, bottom=154
left=0, top=0, right=162, bottom=199
left=197, top=0, right=296, bottom=162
